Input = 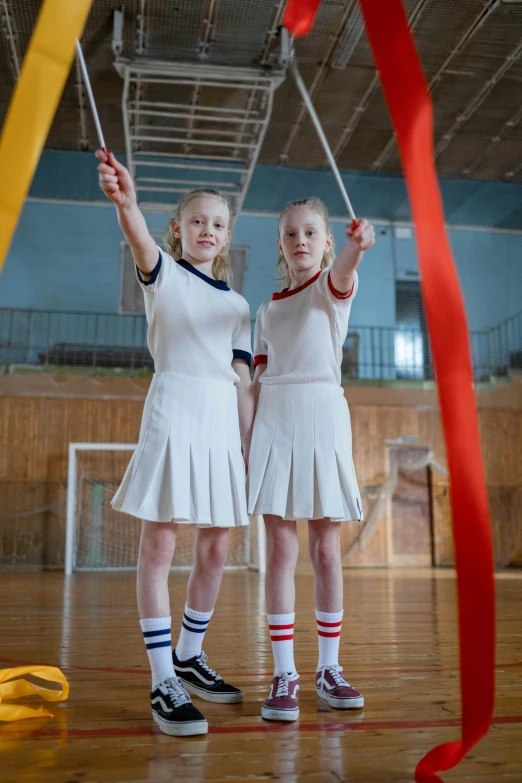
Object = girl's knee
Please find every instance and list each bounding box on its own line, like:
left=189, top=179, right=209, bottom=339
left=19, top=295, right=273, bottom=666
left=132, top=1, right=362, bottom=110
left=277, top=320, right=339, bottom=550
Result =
left=309, top=526, right=341, bottom=573
left=266, top=525, right=299, bottom=569
left=196, top=529, right=229, bottom=570
left=139, top=522, right=176, bottom=568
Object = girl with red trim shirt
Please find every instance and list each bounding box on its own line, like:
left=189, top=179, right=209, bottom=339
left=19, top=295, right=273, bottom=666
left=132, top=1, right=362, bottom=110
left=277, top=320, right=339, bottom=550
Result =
left=248, top=197, right=375, bottom=722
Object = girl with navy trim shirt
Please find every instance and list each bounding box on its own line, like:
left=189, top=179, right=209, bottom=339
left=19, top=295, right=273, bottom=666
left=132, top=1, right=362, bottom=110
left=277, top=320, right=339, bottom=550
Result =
left=97, top=150, right=254, bottom=737
left=248, top=197, right=375, bottom=723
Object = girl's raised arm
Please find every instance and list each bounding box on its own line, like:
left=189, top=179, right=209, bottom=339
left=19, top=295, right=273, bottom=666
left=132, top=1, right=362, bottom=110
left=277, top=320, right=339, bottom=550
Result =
left=331, top=218, right=375, bottom=295
left=96, top=149, right=158, bottom=275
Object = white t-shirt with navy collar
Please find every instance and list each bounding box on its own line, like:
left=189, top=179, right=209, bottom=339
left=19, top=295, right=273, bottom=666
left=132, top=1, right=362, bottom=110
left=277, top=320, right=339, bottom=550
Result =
left=137, top=247, right=252, bottom=383
left=253, top=267, right=358, bottom=386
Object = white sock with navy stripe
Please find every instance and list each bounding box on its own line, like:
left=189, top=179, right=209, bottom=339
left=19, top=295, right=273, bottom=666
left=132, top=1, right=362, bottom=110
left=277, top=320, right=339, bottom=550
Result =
left=175, top=604, right=213, bottom=662
left=267, top=612, right=296, bottom=675
left=140, top=616, right=175, bottom=688
left=316, top=609, right=343, bottom=669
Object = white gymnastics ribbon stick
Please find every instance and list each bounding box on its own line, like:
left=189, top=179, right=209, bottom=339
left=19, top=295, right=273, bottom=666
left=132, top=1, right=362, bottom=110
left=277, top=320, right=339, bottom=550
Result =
left=75, top=39, right=106, bottom=150
left=290, top=58, right=358, bottom=223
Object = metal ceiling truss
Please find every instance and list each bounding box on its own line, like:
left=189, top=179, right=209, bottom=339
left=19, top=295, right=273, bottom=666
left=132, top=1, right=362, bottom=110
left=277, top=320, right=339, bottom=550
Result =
left=260, top=0, right=288, bottom=67
left=505, top=153, right=522, bottom=181
left=433, top=37, right=522, bottom=159
left=462, top=100, right=522, bottom=178
left=197, top=0, right=217, bottom=61
left=1, top=0, right=20, bottom=80
left=370, top=0, right=502, bottom=171
left=2, top=0, right=520, bottom=184
left=182, top=0, right=218, bottom=156
left=331, top=0, right=430, bottom=164
left=278, top=0, right=359, bottom=165
left=233, top=0, right=288, bottom=157
left=115, top=57, right=285, bottom=216
left=130, top=0, right=148, bottom=156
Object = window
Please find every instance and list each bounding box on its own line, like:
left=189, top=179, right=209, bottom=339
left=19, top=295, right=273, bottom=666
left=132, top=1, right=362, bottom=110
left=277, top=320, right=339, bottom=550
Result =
left=395, top=281, right=432, bottom=380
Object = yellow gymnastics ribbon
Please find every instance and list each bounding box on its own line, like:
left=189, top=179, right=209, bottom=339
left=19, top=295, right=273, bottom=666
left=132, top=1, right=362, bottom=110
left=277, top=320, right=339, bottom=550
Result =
left=0, top=665, right=69, bottom=721
left=0, top=0, right=93, bottom=272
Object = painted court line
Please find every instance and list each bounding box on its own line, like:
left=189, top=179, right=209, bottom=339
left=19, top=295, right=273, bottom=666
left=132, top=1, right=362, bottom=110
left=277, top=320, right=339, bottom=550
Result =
left=1, top=657, right=521, bottom=678
left=2, top=715, right=521, bottom=741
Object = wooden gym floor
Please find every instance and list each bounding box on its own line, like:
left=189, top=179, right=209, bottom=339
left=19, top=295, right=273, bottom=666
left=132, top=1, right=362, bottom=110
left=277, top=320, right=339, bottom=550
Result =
left=0, top=569, right=521, bottom=783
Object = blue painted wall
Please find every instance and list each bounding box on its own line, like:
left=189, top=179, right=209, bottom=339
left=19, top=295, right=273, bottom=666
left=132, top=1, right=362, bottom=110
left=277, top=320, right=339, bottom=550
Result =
left=1, top=202, right=121, bottom=313
left=28, top=150, right=522, bottom=230
left=1, top=150, right=521, bottom=374
left=3, top=198, right=520, bottom=333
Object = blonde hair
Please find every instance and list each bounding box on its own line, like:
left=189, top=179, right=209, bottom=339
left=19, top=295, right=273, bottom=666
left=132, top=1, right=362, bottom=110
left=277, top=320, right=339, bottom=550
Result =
left=164, top=189, right=233, bottom=285
left=277, top=197, right=336, bottom=290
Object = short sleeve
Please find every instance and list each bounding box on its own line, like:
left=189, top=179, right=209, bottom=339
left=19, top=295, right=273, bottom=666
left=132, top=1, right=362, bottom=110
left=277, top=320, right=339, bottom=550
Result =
left=232, top=300, right=252, bottom=366
left=135, top=246, right=176, bottom=293
left=253, top=303, right=268, bottom=366
left=319, top=268, right=359, bottom=306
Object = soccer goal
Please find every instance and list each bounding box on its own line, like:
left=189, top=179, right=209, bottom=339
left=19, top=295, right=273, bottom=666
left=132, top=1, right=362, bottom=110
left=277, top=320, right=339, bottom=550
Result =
left=65, top=443, right=266, bottom=575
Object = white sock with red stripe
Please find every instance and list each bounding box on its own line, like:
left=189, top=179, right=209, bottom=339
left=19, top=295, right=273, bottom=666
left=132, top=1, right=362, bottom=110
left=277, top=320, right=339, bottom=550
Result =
left=316, top=609, right=343, bottom=669
left=267, top=612, right=296, bottom=675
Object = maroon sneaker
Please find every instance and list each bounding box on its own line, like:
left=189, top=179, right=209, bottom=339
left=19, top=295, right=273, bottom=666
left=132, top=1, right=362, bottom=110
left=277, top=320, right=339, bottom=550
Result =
left=261, top=672, right=300, bottom=722
left=316, top=665, right=364, bottom=709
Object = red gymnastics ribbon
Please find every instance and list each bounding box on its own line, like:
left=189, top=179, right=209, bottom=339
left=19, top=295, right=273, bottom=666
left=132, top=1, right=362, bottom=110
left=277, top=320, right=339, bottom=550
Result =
left=283, top=0, right=321, bottom=38
left=284, top=1, right=495, bottom=781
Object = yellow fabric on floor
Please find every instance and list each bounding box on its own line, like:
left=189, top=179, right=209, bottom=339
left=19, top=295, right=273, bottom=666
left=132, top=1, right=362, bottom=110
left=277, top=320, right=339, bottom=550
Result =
left=0, top=0, right=93, bottom=272
left=0, top=665, right=69, bottom=721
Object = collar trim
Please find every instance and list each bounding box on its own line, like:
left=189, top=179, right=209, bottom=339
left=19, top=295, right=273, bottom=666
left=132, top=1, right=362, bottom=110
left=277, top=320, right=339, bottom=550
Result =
left=178, top=259, right=230, bottom=290
left=272, top=270, right=321, bottom=300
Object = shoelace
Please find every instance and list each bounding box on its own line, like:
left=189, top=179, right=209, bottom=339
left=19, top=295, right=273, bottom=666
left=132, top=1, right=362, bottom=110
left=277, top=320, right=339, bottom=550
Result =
left=163, top=677, right=191, bottom=708
left=324, top=665, right=349, bottom=687
left=275, top=674, right=293, bottom=698
left=197, top=651, right=223, bottom=683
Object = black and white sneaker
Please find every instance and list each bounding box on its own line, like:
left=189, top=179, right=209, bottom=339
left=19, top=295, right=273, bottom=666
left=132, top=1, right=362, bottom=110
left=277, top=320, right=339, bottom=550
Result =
left=173, top=650, right=243, bottom=704
left=151, top=677, right=208, bottom=736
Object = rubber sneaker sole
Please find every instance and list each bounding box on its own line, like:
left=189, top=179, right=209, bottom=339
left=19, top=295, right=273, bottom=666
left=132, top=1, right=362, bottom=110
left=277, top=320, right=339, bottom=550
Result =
left=261, top=704, right=299, bottom=722
left=316, top=688, right=364, bottom=709
left=152, top=711, right=209, bottom=736
left=181, top=679, right=243, bottom=704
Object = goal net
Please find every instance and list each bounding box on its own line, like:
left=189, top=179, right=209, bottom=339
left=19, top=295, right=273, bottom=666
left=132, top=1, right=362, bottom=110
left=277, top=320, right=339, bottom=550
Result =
left=65, top=443, right=264, bottom=574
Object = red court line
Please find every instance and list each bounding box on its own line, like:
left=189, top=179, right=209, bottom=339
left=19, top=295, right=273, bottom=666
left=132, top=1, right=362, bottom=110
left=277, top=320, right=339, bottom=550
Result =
left=1, top=657, right=521, bottom=678
left=2, top=715, right=521, bottom=741
left=74, top=662, right=522, bottom=677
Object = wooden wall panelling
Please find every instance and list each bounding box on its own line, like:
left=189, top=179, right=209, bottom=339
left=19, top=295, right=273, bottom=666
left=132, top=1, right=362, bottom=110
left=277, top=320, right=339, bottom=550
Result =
left=1, top=392, right=521, bottom=569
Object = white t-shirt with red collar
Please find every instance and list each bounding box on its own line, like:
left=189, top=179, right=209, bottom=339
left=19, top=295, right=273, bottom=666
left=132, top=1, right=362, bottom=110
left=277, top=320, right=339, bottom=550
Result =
left=253, top=267, right=358, bottom=386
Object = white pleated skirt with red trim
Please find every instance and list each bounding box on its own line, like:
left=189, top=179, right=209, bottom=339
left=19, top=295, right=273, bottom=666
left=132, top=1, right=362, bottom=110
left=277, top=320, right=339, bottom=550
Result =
left=247, top=383, right=363, bottom=522
left=112, top=372, right=248, bottom=526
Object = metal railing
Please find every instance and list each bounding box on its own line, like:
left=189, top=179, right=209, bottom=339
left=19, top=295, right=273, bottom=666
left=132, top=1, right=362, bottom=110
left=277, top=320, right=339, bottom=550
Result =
left=0, top=308, right=149, bottom=369
left=1, top=306, right=521, bottom=383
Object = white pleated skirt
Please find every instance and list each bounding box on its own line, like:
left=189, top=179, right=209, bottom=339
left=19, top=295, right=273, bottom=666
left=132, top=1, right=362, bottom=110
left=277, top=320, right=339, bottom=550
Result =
left=247, top=383, right=363, bottom=522
left=112, top=373, right=249, bottom=526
